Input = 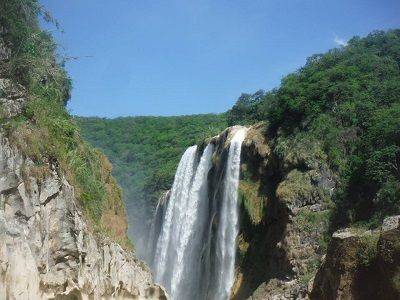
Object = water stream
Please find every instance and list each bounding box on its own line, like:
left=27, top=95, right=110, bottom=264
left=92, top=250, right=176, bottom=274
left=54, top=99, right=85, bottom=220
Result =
left=149, top=128, right=247, bottom=300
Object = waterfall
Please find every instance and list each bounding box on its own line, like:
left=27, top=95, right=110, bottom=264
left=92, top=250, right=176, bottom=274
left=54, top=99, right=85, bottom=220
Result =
left=171, top=144, right=214, bottom=299
left=153, top=145, right=198, bottom=287
left=213, top=128, right=247, bottom=299
left=149, top=127, right=247, bottom=300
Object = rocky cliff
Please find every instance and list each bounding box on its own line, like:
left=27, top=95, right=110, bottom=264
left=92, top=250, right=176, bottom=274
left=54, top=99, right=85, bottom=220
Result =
left=149, top=124, right=334, bottom=299
left=148, top=121, right=399, bottom=300
left=216, top=123, right=334, bottom=300
left=225, top=123, right=397, bottom=300
left=311, top=215, right=400, bottom=300
left=0, top=5, right=167, bottom=296
left=0, top=88, right=167, bottom=299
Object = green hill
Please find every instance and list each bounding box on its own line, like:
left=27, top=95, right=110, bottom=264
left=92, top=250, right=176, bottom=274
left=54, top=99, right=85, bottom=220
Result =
left=227, top=29, right=400, bottom=230
left=77, top=29, right=400, bottom=243
left=76, top=114, right=227, bottom=242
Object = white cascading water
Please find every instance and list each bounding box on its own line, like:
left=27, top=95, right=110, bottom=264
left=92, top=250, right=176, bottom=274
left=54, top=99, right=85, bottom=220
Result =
left=153, top=145, right=198, bottom=287
left=214, top=128, right=247, bottom=299
left=171, top=143, right=214, bottom=299
left=150, top=128, right=247, bottom=300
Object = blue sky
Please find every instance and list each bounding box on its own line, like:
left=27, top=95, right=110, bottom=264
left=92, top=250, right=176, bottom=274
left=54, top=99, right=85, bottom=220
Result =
left=40, top=0, right=400, bottom=117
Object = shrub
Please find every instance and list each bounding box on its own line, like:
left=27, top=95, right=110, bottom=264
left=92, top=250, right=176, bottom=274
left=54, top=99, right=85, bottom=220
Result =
left=356, top=232, right=379, bottom=267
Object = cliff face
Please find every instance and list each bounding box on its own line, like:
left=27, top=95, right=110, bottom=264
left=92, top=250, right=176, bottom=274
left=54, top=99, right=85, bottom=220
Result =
left=232, top=124, right=399, bottom=300
left=0, top=131, right=167, bottom=299
left=225, top=123, right=334, bottom=300
left=0, top=24, right=167, bottom=298
left=149, top=121, right=397, bottom=300
left=311, top=216, right=400, bottom=300
left=150, top=124, right=334, bottom=299
left=148, top=124, right=333, bottom=299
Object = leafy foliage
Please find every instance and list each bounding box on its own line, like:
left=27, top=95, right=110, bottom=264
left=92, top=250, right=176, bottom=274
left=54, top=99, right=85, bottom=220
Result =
left=76, top=115, right=227, bottom=237
left=0, top=0, right=71, bottom=102
left=356, top=232, right=380, bottom=267
left=227, top=90, right=266, bottom=125
left=227, top=30, right=400, bottom=228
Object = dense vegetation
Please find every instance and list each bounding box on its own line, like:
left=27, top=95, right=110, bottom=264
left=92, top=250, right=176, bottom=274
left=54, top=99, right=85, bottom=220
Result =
left=0, top=0, right=129, bottom=246
left=77, top=30, right=400, bottom=236
left=227, top=30, right=400, bottom=229
left=76, top=115, right=227, bottom=240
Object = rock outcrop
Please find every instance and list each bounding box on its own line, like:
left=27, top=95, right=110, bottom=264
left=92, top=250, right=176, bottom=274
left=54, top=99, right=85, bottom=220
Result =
left=234, top=124, right=399, bottom=300
left=229, top=124, right=334, bottom=300
left=0, top=132, right=167, bottom=299
left=147, top=121, right=399, bottom=300
left=310, top=229, right=378, bottom=299
left=311, top=216, right=400, bottom=300
left=0, top=15, right=167, bottom=298
left=0, top=79, right=27, bottom=118
left=152, top=123, right=336, bottom=299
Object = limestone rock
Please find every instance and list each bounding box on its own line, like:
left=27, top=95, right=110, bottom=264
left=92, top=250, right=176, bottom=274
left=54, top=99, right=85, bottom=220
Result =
left=0, top=134, right=168, bottom=299
left=0, top=79, right=27, bottom=118
left=381, top=215, right=400, bottom=232
left=235, top=124, right=333, bottom=300
left=310, top=229, right=366, bottom=299
left=247, top=279, right=308, bottom=300
left=311, top=217, right=400, bottom=300
left=376, top=215, right=400, bottom=299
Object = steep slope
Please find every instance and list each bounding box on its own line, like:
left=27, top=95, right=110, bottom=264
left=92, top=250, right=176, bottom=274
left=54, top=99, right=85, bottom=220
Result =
left=75, top=30, right=400, bottom=299
left=225, top=30, right=400, bottom=299
left=231, top=124, right=334, bottom=299
left=310, top=216, right=400, bottom=300
left=0, top=1, right=166, bottom=298
left=0, top=131, right=166, bottom=299
left=175, top=121, right=397, bottom=300
left=227, top=30, right=400, bottom=230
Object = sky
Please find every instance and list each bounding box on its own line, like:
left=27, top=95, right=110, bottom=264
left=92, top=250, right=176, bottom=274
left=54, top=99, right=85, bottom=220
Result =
left=39, top=0, right=400, bottom=117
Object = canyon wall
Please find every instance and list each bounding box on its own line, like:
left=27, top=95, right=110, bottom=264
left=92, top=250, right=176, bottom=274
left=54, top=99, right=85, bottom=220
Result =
left=0, top=79, right=167, bottom=299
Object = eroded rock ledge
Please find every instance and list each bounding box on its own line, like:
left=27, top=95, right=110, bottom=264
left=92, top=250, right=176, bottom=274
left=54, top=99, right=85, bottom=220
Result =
left=311, top=215, right=400, bottom=300
left=0, top=134, right=167, bottom=299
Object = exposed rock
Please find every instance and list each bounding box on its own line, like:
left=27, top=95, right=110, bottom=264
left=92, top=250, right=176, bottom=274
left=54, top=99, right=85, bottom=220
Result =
left=311, top=216, right=400, bottom=300
left=375, top=215, right=400, bottom=299
left=381, top=215, right=400, bottom=232
left=310, top=229, right=368, bottom=299
left=247, top=279, right=308, bottom=300
left=243, top=123, right=271, bottom=162
left=277, top=169, right=330, bottom=211
left=233, top=124, right=333, bottom=300
left=0, top=134, right=168, bottom=299
left=0, top=78, right=28, bottom=118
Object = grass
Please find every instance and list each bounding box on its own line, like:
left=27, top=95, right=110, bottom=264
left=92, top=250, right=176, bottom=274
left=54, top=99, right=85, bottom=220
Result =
left=296, top=208, right=331, bottom=252
left=299, top=257, right=320, bottom=286
left=356, top=231, right=380, bottom=267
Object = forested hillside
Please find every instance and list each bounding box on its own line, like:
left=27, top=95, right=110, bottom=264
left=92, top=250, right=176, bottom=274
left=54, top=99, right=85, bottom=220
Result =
left=75, top=28, right=400, bottom=298
left=76, top=114, right=227, bottom=243
left=76, top=29, right=400, bottom=247
left=227, top=29, right=400, bottom=230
